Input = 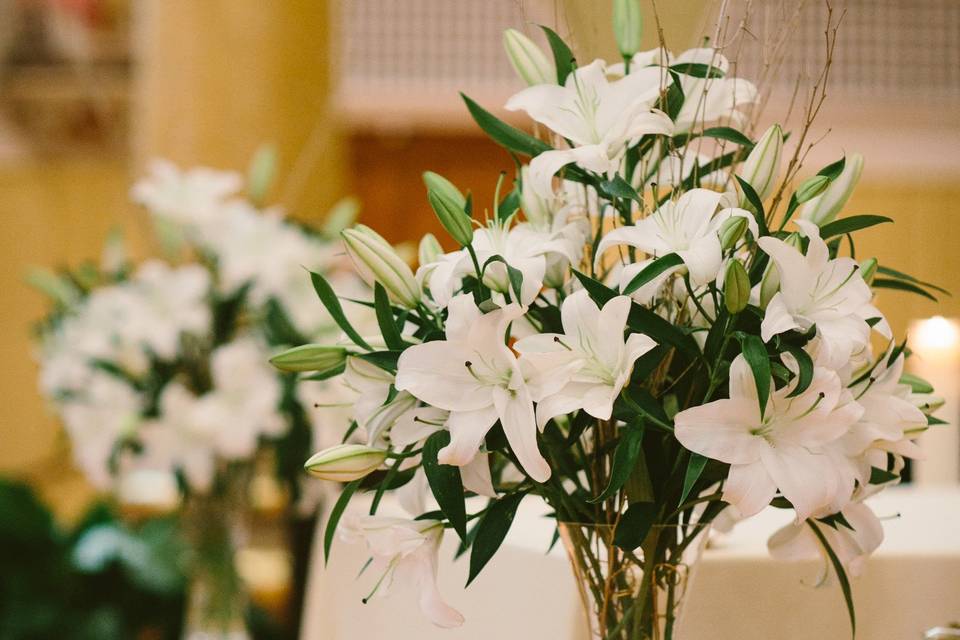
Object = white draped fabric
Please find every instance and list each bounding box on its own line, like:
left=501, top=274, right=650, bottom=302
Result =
left=301, top=487, right=960, bottom=640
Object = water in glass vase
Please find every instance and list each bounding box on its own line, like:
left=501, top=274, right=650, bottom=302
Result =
left=560, top=519, right=710, bottom=640
left=182, top=491, right=251, bottom=640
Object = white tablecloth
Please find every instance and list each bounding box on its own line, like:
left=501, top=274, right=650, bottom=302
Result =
left=300, top=487, right=960, bottom=639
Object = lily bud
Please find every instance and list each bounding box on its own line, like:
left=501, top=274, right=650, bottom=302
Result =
left=760, top=232, right=801, bottom=308
left=247, top=144, right=277, bottom=205
left=428, top=189, right=474, bottom=247
left=422, top=171, right=465, bottom=209
left=270, top=344, right=347, bottom=374
left=800, top=153, right=864, bottom=226
left=322, top=196, right=360, bottom=236
left=719, top=216, right=749, bottom=251
left=304, top=444, right=387, bottom=481
left=738, top=124, right=783, bottom=202
left=723, top=260, right=750, bottom=314
left=859, top=257, right=878, bottom=285
left=613, top=0, right=644, bottom=58
left=795, top=175, right=831, bottom=205
left=418, top=232, right=444, bottom=266
left=342, top=225, right=421, bottom=308
left=503, top=28, right=554, bottom=86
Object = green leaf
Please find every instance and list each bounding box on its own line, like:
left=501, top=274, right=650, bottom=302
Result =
left=589, top=423, right=645, bottom=503
left=622, top=253, right=683, bottom=295
left=324, top=479, right=361, bottom=563
left=482, top=255, right=525, bottom=304
left=497, top=188, right=521, bottom=221
left=735, top=175, right=768, bottom=235
left=373, top=283, right=405, bottom=350
left=876, top=266, right=950, bottom=295
left=818, top=215, right=892, bottom=239
left=669, top=62, right=725, bottom=78
left=599, top=175, right=642, bottom=202
left=872, top=278, right=938, bottom=302
left=700, top=126, right=753, bottom=146
left=807, top=520, right=856, bottom=638
left=614, top=502, right=658, bottom=550
left=678, top=453, right=708, bottom=506
left=663, top=71, right=685, bottom=121
left=422, top=431, right=468, bottom=540
left=466, top=492, right=526, bottom=586
left=540, top=26, right=576, bottom=84
left=309, top=270, right=372, bottom=350
left=869, top=466, right=900, bottom=484
left=461, top=93, right=551, bottom=157
left=355, top=350, right=402, bottom=373
left=817, top=156, right=846, bottom=180
left=899, top=372, right=933, bottom=394
left=739, top=334, right=771, bottom=419
left=784, top=345, right=814, bottom=398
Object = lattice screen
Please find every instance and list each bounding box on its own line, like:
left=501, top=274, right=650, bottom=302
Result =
left=336, top=0, right=960, bottom=107
left=338, top=0, right=528, bottom=94
left=772, top=0, right=960, bottom=101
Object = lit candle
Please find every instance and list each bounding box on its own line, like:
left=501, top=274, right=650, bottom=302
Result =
left=908, top=316, right=960, bottom=484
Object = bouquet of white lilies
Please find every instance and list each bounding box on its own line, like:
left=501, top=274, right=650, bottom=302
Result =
left=34, top=158, right=363, bottom=502
left=276, top=5, right=947, bottom=638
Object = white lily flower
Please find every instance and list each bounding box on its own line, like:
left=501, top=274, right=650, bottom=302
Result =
left=516, top=290, right=656, bottom=428
left=395, top=294, right=551, bottom=482
left=339, top=512, right=464, bottom=628
left=506, top=60, right=673, bottom=198
left=767, top=499, right=883, bottom=578
left=844, top=353, right=927, bottom=455
left=674, top=354, right=863, bottom=521
left=757, top=220, right=890, bottom=369
left=131, top=159, right=242, bottom=227
left=596, top=188, right=757, bottom=287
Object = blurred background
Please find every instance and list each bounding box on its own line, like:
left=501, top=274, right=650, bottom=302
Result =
left=1, top=0, right=958, bottom=637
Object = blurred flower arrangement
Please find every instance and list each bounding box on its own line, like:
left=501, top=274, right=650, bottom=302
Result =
left=274, top=3, right=949, bottom=639
left=31, top=154, right=367, bottom=639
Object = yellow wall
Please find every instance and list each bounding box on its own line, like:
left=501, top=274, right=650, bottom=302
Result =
left=0, top=159, right=134, bottom=518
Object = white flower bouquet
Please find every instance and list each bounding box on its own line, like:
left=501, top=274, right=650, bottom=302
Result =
left=32, top=157, right=365, bottom=637
left=275, top=4, right=948, bottom=638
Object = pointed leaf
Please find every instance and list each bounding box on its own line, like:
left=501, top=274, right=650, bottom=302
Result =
left=324, top=479, right=361, bottom=563
left=461, top=93, right=551, bottom=157
left=739, top=333, right=771, bottom=419
left=808, top=520, right=856, bottom=638
left=872, top=278, right=938, bottom=302
left=540, top=26, right=576, bottom=84
left=422, top=431, right=468, bottom=540
left=614, top=502, right=658, bottom=550
left=622, top=253, right=682, bottom=295
left=784, top=345, right=814, bottom=398
left=678, top=453, right=708, bottom=506
left=373, top=282, right=405, bottom=350
left=466, top=492, right=526, bottom=586
left=589, top=423, right=645, bottom=503
left=310, top=270, right=372, bottom=350
left=818, top=215, right=892, bottom=239
left=670, top=62, right=725, bottom=78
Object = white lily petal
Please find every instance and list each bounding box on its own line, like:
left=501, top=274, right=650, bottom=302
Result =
left=722, top=460, right=777, bottom=517
left=437, top=406, right=499, bottom=467
left=493, top=384, right=550, bottom=482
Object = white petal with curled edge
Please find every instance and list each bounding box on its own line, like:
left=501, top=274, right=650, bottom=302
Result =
left=461, top=453, right=497, bottom=498
left=437, top=405, right=498, bottom=467
left=722, top=460, right=777, bottom=517
left=674, top=398, right=764, bottom=465
left=493, top=384, right=551, bottom=482
left=760, top=292, right=803, bottom=342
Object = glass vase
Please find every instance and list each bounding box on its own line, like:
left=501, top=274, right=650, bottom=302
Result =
left=182, top=490, right=251, bottom=640
left=560, top=519, right=710, bottom=640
